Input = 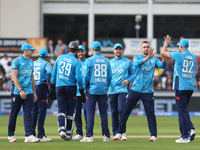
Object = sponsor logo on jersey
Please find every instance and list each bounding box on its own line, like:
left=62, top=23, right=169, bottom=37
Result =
left=22, top=69, right=32, bottom=74
left=112, top=69, right=124, bottom=74
left=142, top=66, right=152, bottom=71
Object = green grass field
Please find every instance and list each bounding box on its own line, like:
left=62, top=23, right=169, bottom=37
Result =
left=0, top=115, right=200, bottom=150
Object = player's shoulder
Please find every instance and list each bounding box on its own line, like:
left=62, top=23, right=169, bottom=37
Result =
left=171, top=51, right=180, bottom=56
left=14, top=56, right=20, bottom=61
left=103, top=57, right=110, bottom=64
left=57, top=54, right=64, bottom=60
left=13, top=56, right=22, bottom=63
left=133, top=55, right=142, bottom=60
left=122, top=57, right=130, bottom=61
left=110, top=58, right=115, bottom=62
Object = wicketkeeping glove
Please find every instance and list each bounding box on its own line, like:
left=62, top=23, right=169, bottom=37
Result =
left=79, top=89, right=86, bottom=103
left=48, top=84, right=56, bottom=100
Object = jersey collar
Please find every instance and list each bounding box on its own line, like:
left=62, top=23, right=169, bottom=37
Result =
left=114, top=56, right=123, bottom=60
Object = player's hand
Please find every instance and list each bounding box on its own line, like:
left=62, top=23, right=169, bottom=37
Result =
left=33, top=93, right=37, bottom=102
left=20, top=90, right=27, bottom=100
left=148, top=47, right=156, bottom=58
left=122, top=79, right=129, bottom=86
left=44, top=81, right=50, bottom=89
left=164, top=35, right=172, bottom=46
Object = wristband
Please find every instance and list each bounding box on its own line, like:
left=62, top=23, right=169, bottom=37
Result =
left=19, top=89, right=23, bottom=92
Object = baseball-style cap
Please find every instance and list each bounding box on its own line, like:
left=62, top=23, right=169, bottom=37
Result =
left=68, top=41, right=78, bottom=50
left=177, top=39, right=189, bottom=48
left=21, top=43, right=36, bottom=51
left=113, top=43, right=123, bottom=49
left=39, top=48, right=48, bottom=57
left=90, top=41, right=101, bottom=50
left=78, top=45, right=86, bottom=51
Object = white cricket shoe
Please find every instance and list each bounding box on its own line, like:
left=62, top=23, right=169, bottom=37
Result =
left=8, top=136, right=17, bottom=142
left=112, top=133, right=121, bottom=141
left=40, top=136, right=52, bottom=142
left=121, top=133, right=127, bottom=141
left=80, top=137, right=94, bottom=142
left=149, top=136, right=157, bottom=142
left=59, top=131, right=70, bottom=141
left=175, top=137, right=190, bottom=143
left=103, top=135, right=111, bottom=142
left=24, top=135, right=40, bottom=143
left=73, top=134, right=83, bottom=140
left=189, top=129, right=195, bottom=141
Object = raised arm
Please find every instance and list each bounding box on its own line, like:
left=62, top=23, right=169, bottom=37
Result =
left=160, top=35, right=172, bottom=58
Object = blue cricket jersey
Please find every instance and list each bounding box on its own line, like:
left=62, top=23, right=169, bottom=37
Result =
left=76, top=58, right=86, bottom=96
left=170, top=50, right=196, bottom=90
left=108, top=56, right=135, bottom=94
left=131, top=55, right=167, bottom=93
left=11, top=55, right=34, bottom=95
left=83, top=53, right=112, bottom=95
left=52, top=53, right=83, bottom=89
left=34, top=58, right=52, bottom=85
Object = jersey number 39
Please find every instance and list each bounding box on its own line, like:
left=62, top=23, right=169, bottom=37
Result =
left=59, top=61, right=71, bottom=76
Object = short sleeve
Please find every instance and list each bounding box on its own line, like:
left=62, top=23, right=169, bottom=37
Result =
left=170, top=52, right=180, bottom=61
left=11, top=58, right=20, bottom=70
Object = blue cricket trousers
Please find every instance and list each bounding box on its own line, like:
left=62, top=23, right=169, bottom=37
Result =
left=56, top=86, right=76, bottom=136
left=86, top=93, right=110, bottom=138
left=108, top=93, right=127, bottom=135
left=75, top=96, right=86, bottom=136
left=119, top=90, right=157, bottom=137
left=8, top=94, right=34, bottom=137
left=175, top=90, right=194, bottom=138
left=31, top=84, right=48, bottom=138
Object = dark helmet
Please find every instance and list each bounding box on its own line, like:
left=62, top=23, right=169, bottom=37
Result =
left=68, top=41, right=78, bottom=50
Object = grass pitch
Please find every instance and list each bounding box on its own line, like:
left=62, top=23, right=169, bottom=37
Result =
left=0, top=115, right=200, bottom=150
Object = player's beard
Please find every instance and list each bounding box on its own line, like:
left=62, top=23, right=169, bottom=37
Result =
left=116, top=53, right=122, bottom=57
left=143, top=50, right=148, bottom=56
left=78, top=54, right=84, bottom=60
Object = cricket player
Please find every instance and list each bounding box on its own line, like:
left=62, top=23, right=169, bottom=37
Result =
left=8, top=43, right=40, bottom=143
left=115, top=41, right=167, bottom=142
left=160, top=35, right=196, bottom=143
left=108, top=43, right=135, bottom=140
left=80, top=41, right=112, bottom=142
left=52, top=41, right=85, bottom=141
left=31, top=48, right=52, bottom=142
left=73, top=45, right=87, bottom=140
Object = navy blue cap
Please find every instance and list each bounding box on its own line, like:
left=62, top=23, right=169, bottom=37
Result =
left=69, top=41, right=78, bottom=50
